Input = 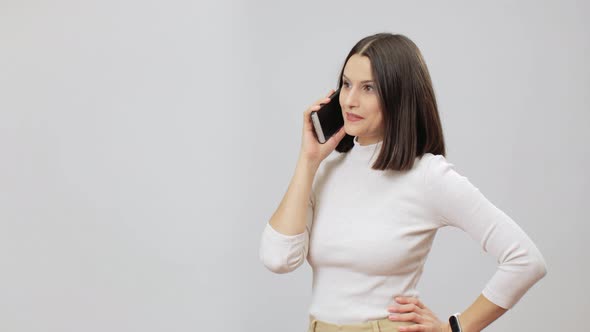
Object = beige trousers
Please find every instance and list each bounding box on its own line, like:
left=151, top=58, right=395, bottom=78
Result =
left=307, top=314, right=415, bottom=332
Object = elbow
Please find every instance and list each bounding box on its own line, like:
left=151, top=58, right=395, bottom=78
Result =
left=258, top=240, right=306, bottom=274
left=508, top=242, right=548, bottom=284
left=516, top=248, right=547, bottom=286
left=259, top=249, right=305, bottom=274
left=530, top=253, right=548, bottom=282
left=261, top=259, right=300, bottom=274
left=258, top=222, right=308, bottom=274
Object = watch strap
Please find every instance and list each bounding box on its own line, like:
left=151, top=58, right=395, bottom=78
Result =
left=449, top=312, right=463, bottom=332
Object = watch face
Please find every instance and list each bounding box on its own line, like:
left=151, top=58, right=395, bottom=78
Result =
left=449, top=315, right=461, bottom=332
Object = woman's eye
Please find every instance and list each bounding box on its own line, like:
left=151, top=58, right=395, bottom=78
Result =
left=342, top=81, right=350, bottom=88
left=364, top=85, right=374, bottom=92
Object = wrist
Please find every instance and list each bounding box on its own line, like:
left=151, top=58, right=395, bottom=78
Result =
left=297, top=154, right=320, bottom=171
left=440, top=322, right=453, bottom=332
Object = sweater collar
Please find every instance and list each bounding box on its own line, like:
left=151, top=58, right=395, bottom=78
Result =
left=350, top=136, right=383, bottom=164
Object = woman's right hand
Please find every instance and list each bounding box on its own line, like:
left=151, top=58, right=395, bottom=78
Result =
left=299, top=89, right=347, bottom=167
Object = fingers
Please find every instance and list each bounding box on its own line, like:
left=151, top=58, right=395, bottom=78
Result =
left=317, top=89, right=335, bottom=106
left=303, top=104, right=321, bottom=118
left=304, top=90, right=334, bottom=116
left=393, top=296, right=426, bottom=309
left=303, top=89, right=337, bottom=128
left=388, top=303, right=423, bottom=314
left=328, top=126, right=346, bottom=141
left=388, top=312, right=424, bottom=324
left=387, top=296, right=443, bottom=332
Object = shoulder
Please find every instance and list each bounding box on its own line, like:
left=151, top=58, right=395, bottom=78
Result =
left=416, top=153, right=460, bottom=185
left=415, top=152, right=450, bottom=173
left=418, top=152, right=450, bottom=165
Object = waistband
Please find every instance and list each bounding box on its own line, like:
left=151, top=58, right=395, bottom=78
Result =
left=308, top=314, right=414, bottom=332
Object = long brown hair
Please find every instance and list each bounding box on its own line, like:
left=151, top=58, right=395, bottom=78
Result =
left=335, top=33, right=446, bottom=171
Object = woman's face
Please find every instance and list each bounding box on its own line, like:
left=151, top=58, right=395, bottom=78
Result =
left=339, top=54, right=384, bottom=146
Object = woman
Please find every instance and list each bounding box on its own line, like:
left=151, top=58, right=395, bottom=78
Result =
left=259, top=33, right=546, bottom=332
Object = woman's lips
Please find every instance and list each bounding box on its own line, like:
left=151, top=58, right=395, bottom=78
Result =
left=346, top=112, right=364, bottom=122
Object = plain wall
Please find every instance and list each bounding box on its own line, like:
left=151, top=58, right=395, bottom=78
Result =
left=1, top=0, right=588, bottom=331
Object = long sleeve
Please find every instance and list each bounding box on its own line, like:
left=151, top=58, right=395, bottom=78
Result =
left=258, top=194, right=314, bottom=274
left=424, top=155, right=547, bottom=309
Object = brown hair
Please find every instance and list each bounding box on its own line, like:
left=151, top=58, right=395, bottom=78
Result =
left=335, top=33, right=446, bottom=171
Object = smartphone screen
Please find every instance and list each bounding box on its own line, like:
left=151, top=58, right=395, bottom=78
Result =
left=310, top=89, right=343, bottom=144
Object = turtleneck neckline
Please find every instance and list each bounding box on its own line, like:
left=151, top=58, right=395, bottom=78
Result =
left=350, top=136, right=383, bottom=163
left=353, top=136, right=382, bottom=148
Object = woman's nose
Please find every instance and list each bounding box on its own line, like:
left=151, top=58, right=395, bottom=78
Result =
left=342, top=89, right=359, bottom=109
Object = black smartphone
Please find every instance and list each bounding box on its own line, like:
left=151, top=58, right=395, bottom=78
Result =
left=310, top=89, right=343, bottom=144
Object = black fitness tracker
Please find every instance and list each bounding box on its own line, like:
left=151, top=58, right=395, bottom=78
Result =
left=449, top=312, right=463, bottom=332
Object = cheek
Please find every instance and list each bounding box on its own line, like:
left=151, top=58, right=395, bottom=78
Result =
left=368, top=100, right=383, bottom=122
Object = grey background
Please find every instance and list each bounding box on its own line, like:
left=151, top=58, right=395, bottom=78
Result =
left=1, top=0, right=588, bottom=331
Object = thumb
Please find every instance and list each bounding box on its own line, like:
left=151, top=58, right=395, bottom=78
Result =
left=330, top=126, right=346, bottom=141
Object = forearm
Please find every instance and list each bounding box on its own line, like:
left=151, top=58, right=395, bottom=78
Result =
left=268, top=154, right=318, bottom=235
left=451, top=294, right=507, bottom=332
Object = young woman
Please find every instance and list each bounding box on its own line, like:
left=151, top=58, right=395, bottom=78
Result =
left=259, top=33, right=546, bottom=332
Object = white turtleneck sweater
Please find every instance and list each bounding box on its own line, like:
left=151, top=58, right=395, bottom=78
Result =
left=259, top=136, right=546, bottom=325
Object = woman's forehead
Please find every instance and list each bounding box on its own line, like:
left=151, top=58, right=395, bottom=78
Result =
left=343, top=54, right=373, bottom=81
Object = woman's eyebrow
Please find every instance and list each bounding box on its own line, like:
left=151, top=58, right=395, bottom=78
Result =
left=342, top=74, right=374, bottom=83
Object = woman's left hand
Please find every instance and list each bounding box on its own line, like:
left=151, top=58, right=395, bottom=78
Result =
left=387, top=296, right=451, bottom=332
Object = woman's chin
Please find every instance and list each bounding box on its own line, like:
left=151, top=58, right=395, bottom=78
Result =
left=343, top=124, right=358, bottom=136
